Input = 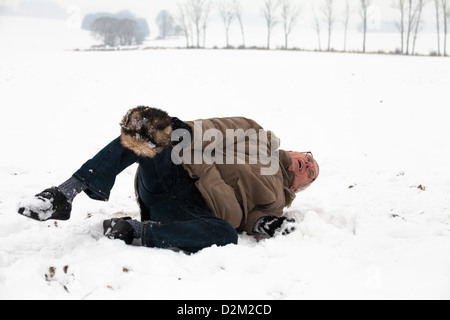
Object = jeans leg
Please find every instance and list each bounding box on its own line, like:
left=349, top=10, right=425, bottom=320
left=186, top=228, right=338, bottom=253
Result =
left=136, top=148, right=176, bottom=198
left=73, top=137, right=139, bottom=201
left=135, top=147, right=238, bottom=252
left=142, top=200, right=238, bottom=253
left=135, top=148, right=175, bottom=221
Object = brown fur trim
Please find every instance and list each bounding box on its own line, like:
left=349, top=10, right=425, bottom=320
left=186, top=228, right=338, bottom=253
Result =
left=153, top=125, right=173, bottom=146
left=120, top=106, right=173, bottom=158
left=120, top=134, right=165, bottom=158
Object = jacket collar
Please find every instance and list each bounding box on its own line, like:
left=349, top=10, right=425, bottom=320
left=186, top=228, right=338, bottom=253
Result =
left=279, top=150, right=296, bottom=207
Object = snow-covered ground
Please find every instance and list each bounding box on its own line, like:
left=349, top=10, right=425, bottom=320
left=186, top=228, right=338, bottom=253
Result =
left=1, top=16, right=450, bottom=300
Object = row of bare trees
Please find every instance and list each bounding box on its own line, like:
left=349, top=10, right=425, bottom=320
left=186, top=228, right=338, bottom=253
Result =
left=237, top=0, right=375, bottom=52
left=176, top=0, right=213, bottom=48
left=160, top=0, right=449, bottom=55
left=171, top=0, right=388, bottom=53
left=173, top=0, right=246, bottom=48
left=393, top=0, right=449, bottom=56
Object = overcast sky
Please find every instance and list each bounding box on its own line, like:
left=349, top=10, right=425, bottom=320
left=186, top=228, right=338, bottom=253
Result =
left=0, top=0, right=436, bottom=31
left=0, top=0, right=400, bottom=20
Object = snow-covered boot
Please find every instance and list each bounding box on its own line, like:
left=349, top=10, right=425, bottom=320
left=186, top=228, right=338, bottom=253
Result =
left=18, top=187, right=72, bottom=221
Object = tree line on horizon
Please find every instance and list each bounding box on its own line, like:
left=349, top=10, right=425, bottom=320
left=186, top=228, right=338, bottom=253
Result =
left=82, top=11, right=150, bottom=46
left=84, top=0, right=450, bottom=56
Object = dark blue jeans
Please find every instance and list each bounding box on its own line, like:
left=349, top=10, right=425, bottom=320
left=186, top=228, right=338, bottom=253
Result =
left=73, top=137, right=238, bottom=252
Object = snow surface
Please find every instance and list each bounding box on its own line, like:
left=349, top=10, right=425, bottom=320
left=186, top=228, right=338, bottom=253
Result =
left=1, top=16, right=450, bottom=300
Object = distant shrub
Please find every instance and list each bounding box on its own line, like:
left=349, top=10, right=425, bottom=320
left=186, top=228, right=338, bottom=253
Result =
left=83, top=10, right=149, bottom=47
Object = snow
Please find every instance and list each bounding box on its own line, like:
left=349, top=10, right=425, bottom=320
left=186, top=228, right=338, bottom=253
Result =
left=1, top=16, right=450, bottom=300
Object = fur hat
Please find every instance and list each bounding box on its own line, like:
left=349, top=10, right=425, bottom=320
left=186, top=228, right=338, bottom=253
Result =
left=120, top=106, right=173, bottom=158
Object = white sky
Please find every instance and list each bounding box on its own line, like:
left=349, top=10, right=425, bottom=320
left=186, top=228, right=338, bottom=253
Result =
left=0, top=0, right=401, bottom=20
left=0, top=0, right=438, bottom=32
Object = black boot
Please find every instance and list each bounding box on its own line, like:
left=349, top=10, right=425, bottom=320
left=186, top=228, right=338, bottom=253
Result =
left=18, top=187, right=72, bottom=221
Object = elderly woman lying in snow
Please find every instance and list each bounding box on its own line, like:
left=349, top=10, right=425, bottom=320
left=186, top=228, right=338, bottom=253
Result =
left=18, top=107, right=319, bottom=253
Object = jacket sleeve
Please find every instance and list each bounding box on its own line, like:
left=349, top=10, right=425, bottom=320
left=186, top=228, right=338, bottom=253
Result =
left=194, top=165, right=244, bottom=229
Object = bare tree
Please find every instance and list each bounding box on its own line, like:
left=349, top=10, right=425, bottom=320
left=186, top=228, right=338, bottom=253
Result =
left=177, top=3, right=192, bottom=48
left=359, top=0, right=373, bottom=53
left=201, top=0, right=213, bottom=48
left=219, top=0, right=235, bottom=48
left=261, top=0, right=279, bottom=49
left=411, top=0, right=427, bottom=55
left=90, top=16, right=144, bottom=47
left=406, top=0, right=415, bottom=54
left=187, top=0, right=206, bottom=48
left=279, top=0, right=301, bottom=50
left=434, top=0, right=441, bottom=55
left=233, top=0, right=246, bottom=48
left=312, top=2, right=322, bottom=51
left=118, top=19, right=139, bottom=45
left=322, top=0, right=336, bottom=51
left=393, top=0, right=406, bottom=53
left=156, top=10, right=176, bottom=40
left=443, top=0, right=450, bottom=55
left=395, top=0, right=428, bottom=55
left=343, top=0, right=351, bottom=51
left=91, top=17, right=119, bottom=47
